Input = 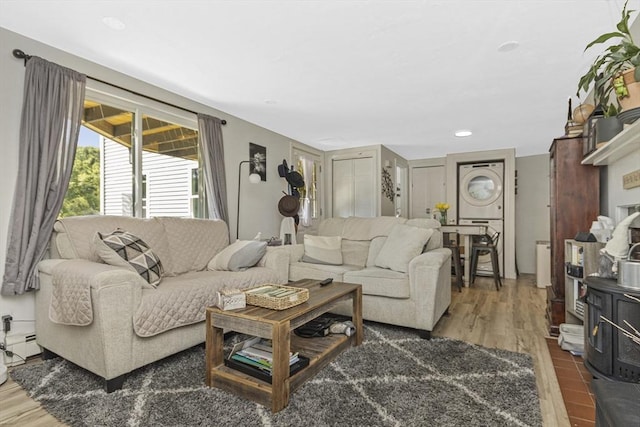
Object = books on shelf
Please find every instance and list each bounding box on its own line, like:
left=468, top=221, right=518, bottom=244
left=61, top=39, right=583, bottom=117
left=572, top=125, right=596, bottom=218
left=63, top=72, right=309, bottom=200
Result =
left=225, top=355, right=310, bottom=384
left=225, top=336, right=309, bottom=383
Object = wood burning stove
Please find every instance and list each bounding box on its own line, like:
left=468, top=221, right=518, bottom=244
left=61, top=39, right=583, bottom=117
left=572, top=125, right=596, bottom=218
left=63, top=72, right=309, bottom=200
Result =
left=584, top=277, right=640, bottom=382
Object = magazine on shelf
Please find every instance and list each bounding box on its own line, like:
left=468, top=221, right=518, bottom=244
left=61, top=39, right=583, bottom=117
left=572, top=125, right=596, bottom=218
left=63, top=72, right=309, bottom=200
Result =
left=225, top=336, right=309, bottom=383
left=229, top=337, right=301, bottom=365
left=225, top=355, right=310, bottom=384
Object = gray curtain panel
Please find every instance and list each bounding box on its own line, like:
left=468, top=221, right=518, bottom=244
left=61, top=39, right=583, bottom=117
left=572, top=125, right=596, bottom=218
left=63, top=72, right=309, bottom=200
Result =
left=2, top=57, right=86, bottom=295
left=197, top=114, right=229, bottom=224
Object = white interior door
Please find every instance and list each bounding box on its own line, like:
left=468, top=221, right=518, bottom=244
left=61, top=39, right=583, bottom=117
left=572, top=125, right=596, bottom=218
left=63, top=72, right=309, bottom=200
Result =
left=395, top=164, right=408, bottom=217
left=332, top=157, right=374, bottom=217
left=353, top=157, right=374, bottom=216
left=411, top=166, right=445, bottom=218
left=332, top=159, right=353, bottom=218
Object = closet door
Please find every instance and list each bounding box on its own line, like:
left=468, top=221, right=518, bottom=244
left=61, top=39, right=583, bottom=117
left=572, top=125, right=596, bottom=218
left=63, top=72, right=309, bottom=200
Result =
left=332, top=157, right=375, bottom=217
left=332, top=159, right=353, bottom=217
left=353, top=157, right=375, bottom=216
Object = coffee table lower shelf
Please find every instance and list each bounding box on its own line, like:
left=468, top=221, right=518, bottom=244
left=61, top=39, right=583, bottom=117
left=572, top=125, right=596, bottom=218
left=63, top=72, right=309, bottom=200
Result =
left=209, top=333, right=352, bottom=410
left=205, top=279, right=363, bottom=412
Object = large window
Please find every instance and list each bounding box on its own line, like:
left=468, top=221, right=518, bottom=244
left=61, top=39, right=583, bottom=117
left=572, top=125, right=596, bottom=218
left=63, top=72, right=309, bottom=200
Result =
left=61, top=85, right=205, bottom=219
left=59, top=126, right=101, bottom=217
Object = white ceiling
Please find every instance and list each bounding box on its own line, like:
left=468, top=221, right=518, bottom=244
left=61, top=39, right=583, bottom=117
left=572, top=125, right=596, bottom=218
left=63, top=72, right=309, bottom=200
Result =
left=1, top=0, right=638, bottom=160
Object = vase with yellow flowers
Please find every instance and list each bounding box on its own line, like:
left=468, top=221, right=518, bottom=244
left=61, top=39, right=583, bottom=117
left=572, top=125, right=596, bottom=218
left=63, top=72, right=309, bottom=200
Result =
left=435, top=202, right=450, bottom=225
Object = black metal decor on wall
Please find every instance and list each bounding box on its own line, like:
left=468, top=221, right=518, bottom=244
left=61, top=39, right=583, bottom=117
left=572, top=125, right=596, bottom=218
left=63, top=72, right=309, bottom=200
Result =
left=381, top=168, right=394, bottom=202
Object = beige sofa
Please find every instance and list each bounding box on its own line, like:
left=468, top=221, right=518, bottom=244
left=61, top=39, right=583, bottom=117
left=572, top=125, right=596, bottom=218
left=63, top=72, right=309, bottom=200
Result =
left=35, top=215, right=288, bottom=392
left=288, top=216, right=452, bottom=338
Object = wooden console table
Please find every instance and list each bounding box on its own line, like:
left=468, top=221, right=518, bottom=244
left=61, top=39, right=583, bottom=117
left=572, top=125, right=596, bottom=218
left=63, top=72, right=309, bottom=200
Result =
left=205, top=279, right=362, bottom=412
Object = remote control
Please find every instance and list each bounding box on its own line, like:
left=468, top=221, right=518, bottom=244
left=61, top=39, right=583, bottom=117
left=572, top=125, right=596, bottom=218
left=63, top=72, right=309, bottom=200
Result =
left=319, top=278, right=333, bottom=286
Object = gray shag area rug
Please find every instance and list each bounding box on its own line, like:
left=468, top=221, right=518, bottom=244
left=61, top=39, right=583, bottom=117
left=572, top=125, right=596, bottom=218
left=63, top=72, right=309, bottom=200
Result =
left=11, top=322, right=542, bottom=427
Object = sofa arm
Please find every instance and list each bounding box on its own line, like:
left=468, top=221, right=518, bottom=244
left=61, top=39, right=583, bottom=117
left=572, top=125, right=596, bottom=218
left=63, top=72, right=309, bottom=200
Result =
left=410, top=248, right=450, bottom=270
left=38, top=258, right=67, bottom=275
left=42, top=259, right=145, bottom=326
left=408, top=248, right=452, bottom=330
left=257, top=247, right=290, bottom=284
left=52, top=259, right=147, bottom=292
left=35, top=259, right=146, bottom=379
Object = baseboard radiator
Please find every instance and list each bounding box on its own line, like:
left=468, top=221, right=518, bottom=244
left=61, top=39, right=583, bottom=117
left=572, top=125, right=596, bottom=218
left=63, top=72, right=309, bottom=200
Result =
left=3, top=333, right=41, bottom=367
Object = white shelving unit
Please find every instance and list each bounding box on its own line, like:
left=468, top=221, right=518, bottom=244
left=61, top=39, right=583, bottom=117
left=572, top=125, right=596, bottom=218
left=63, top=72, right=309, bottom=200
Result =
left=564, top=239, right=604, bottom=324
left=582, top=119, right=640, bottom=166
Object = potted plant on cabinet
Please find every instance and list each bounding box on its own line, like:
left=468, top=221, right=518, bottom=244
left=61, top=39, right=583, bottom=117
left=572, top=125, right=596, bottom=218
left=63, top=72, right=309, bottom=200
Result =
left=577, top=0, right=640, bottom=115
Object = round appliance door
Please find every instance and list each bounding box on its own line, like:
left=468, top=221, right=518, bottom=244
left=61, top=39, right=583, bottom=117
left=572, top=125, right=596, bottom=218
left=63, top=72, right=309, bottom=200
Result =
left=460, top=168, right=503, bottom=208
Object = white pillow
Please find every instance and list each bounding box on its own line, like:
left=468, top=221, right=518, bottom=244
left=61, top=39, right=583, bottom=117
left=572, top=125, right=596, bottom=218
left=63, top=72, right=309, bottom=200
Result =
left=208, top=240, right=267, bottom=272
left=375, top=224, right=434, bottom=273
left=302, top=235, right=343, bottom=265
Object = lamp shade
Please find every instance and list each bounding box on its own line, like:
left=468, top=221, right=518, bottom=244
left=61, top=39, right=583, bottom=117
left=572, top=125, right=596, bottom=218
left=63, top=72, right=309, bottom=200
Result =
left=248, top=173, right=261, bottom=184
left=237, top=160, right=261, bottom=240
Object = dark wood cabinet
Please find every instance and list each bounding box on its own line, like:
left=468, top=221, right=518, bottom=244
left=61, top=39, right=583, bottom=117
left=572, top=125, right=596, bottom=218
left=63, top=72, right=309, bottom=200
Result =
left=546, top=136, right=600, bottom=336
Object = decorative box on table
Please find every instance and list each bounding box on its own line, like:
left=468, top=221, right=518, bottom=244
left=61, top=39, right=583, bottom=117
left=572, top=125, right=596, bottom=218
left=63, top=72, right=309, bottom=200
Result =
left=216, top=289, right=246, bottom=311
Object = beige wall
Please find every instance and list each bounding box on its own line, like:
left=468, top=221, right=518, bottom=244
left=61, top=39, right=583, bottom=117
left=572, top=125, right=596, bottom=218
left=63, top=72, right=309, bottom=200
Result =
left=0, top=28, right=299, bottom=332
left=602, top=148, right=640, bottom=221
left=515, top=154, right=550, bottom=274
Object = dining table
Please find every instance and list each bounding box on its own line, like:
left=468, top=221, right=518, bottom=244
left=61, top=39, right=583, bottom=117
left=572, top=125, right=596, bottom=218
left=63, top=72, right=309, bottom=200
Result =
left=441, top=224, right=488, bottom=287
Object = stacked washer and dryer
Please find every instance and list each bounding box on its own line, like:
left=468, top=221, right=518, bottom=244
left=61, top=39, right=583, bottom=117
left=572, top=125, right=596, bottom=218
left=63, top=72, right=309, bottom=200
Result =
left=458, top=162, right=504, bottom=277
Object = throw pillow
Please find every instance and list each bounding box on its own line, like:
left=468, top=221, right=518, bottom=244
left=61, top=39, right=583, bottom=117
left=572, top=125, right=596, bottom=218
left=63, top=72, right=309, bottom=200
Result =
left=93, top=229, right=164, bottom=288
left=375, top=224, right=434, bottom=273
left=302, top=235, right=343, bottom=265
left=207, top=240, right=267, bottom=272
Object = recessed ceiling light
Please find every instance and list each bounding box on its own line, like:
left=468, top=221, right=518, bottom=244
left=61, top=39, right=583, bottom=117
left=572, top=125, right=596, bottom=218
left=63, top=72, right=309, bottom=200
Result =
left=102, top=17, right=126, bottom=31
left=454, top=129, right=473, bottom=137
left=498, top=40, right=519, bottom=52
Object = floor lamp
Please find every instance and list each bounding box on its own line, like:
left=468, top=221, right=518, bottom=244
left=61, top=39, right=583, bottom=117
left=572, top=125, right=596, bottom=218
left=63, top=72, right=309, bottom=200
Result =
left=237, top=160, right=261, bottom=240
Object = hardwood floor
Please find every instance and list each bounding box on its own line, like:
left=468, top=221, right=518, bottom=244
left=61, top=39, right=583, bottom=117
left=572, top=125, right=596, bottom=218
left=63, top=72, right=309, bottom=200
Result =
left=0, top=274, right=569, bottom=426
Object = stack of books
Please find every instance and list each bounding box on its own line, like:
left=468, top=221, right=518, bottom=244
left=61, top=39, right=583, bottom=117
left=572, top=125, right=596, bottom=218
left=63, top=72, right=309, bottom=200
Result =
left=565, top=121, right=584, bottom=137
left=225, top=337, right=309, bottom=383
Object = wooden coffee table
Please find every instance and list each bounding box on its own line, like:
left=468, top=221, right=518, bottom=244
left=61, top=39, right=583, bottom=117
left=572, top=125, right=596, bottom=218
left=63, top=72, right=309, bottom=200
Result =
left=205, top=278, right=362, bottom=412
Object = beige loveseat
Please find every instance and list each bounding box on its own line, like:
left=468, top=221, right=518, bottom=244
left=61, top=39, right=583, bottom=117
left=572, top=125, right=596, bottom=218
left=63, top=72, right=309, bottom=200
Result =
left=288, top=216, right=451, bottom=338
left=35, top=215, right=288, bottom=392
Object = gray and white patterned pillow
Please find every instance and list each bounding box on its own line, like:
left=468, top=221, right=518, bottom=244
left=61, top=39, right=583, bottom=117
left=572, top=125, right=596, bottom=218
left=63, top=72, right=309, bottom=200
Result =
left=94, top=229, right=164, bottom=288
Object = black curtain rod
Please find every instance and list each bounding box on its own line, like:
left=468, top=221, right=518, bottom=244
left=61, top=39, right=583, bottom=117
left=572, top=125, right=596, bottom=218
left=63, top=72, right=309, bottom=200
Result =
left=12, top=49, right=227, bottom=125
